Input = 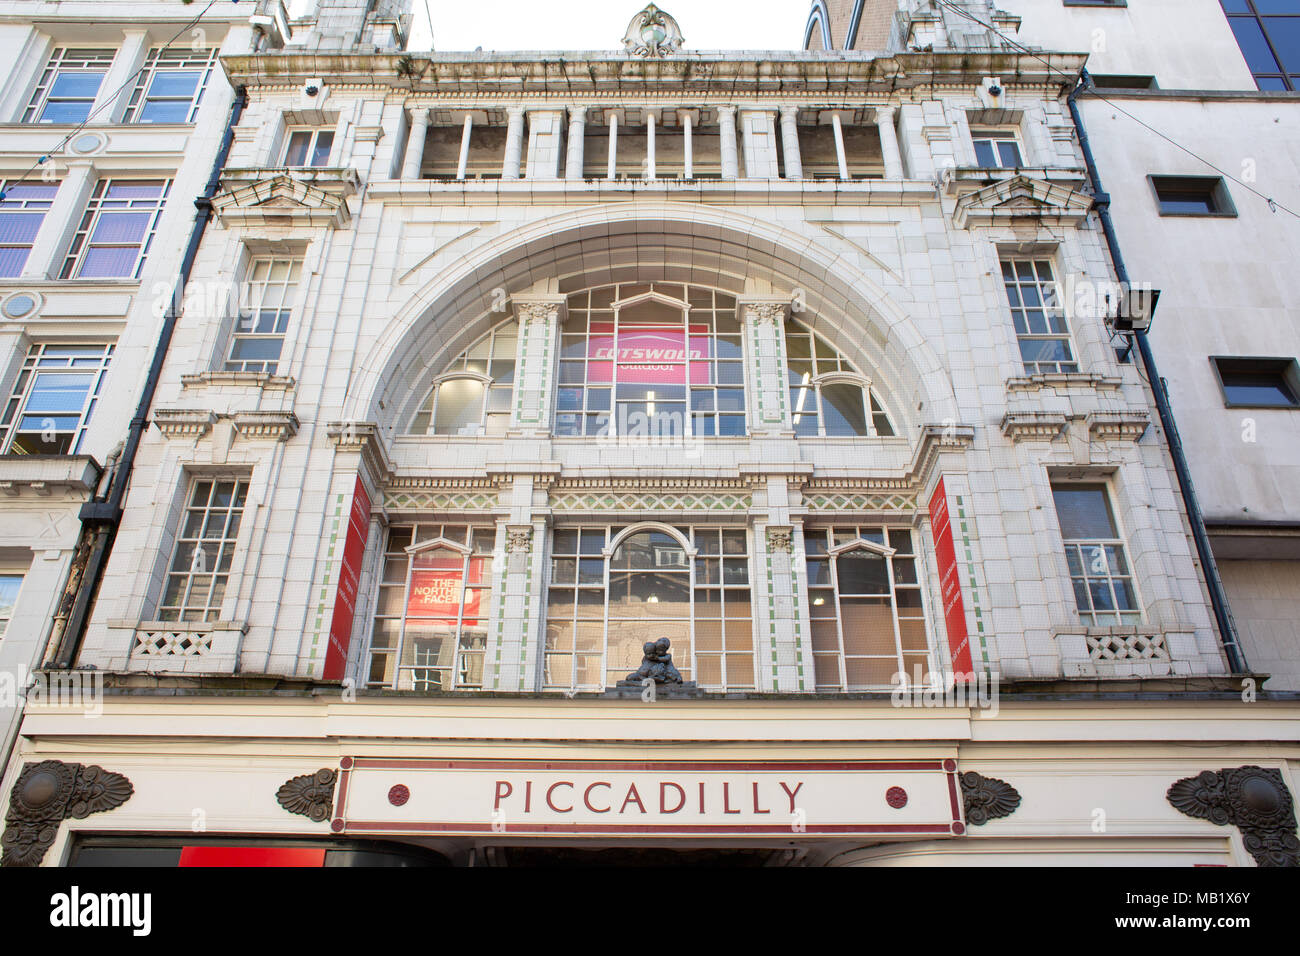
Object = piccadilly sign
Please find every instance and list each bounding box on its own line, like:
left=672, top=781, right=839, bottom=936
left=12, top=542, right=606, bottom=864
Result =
left=331, top=758, right=966, bottom=837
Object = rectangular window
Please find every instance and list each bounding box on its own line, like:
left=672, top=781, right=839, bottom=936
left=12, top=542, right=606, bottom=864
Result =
left=806, top=526, right=929, bottom=691
left=158, top=478, right=249, bottom=622
left=971, top=128, right=1024, bottom=169
left=0, top=182, right=58, bottom=278
left=543, top=525, right=755, bottom=693
left=1150, top=175, right=1236, bottom=216
left=23, top=48, right=115, bottom=124
left=367, top=523, right=496, bottom=691
left=225, top=256, right=303, bottom=374
left=1222, top=1, right=1300, bottom=91
left=1051, top=483, right=1140, bottom=626
left=0, top=573, right=22, bottom=639
left=1, top=343, right=114, bottom=454
left=61, top=179, right=170, bottom=280
left=1001, top=258, right=1078, bottom=375
left=1211, top=356, right=1300, bottom=408
left=283, top=128, right=335, bottom=167
left=123, top=47, right=217, bottom=124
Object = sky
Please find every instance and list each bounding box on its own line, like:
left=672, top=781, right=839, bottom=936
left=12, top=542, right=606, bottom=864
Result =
left=289, top=1, right=810, bottom=52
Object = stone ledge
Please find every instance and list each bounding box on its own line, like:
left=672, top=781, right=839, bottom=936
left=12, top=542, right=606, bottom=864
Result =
left=0, top=455, right=100, bottom=496
left=1000, top=411, right=1067, bottom=442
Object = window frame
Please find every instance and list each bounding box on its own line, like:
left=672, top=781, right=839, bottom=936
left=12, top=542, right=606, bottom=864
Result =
left=1148, top=175, right=1238, bottom=218
left=22, top=48, right=116, bottom=124
left=0, top=571, right=24, bottom=640
left=281, top=126, right=336, bottom=168
left=542, top=523, right=757, bottom=693
left=805, top=526, right=932, bottom=692
left=123, top=46, right=218, bottom=125
left=1221, top=0, right=1300, bottom=92
left=1050, top=481, right=1143, bottom=628
left=365, top=524, right=497, bottom=691
left=60, top=178, right=171, bottom=280
left=970, top=126, right=1025, bottom=169
left=0, top=342, right=114, bottom=455
left=554, top=283, right=749, bottom=440
left=0, top=181, right=58, bottom=278
left=223, top=254, right=304, bottom=375
left=784, top=320, right=897, bottom=438
left=410, top=319, right=517, bottom=437
left=156, top=476, right=250, bottom=623
left=1000, top=256, right=1080, bottom=376
left=1209, top=355, right=1300, bottom=409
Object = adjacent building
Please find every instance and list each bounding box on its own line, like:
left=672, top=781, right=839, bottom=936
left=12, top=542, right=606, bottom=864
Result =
left=0, top=0, right=1295, bottom=867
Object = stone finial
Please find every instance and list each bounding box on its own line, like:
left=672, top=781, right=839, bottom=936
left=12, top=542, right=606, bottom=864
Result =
left=623, top=4, right=684, bottom=57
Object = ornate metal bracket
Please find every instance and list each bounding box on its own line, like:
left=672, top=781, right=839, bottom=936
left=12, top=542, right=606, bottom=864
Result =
left=276, top=768, right=337, bottom=823
left=960, top=771, right=1022, bottom=826
left=1, top=760, right=134, bottom=867
left=1167, top=766, right=1299, bottom=867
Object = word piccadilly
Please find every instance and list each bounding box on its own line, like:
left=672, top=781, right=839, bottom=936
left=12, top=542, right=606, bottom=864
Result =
left=493, top=778, right=805, bottom=816
left=50, top=887, right=151, bottom=937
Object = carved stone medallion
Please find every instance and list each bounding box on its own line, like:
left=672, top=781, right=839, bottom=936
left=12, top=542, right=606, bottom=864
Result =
left=1167, top=766, right=1299, bottom=866
left=960, top=771, right=1022, bottom=826
left=276, top=768, right=338, bottom=823
left=1, top=760, right=134, bottom=867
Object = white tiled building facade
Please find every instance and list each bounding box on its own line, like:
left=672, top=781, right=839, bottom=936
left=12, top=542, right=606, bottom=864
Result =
left=0, top=0, right=1295, bottom=867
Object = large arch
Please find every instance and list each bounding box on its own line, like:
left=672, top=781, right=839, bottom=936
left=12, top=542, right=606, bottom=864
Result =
left=346, top=203, right=958, bottom=440
left=804, top=0, right=833, bottom=51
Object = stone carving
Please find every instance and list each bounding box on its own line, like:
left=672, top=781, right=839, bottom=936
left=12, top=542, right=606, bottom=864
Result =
left=276, top=768, right=338, bottom=823
left=960, top=771, right=1022, bottom=826
left=1167, top=766, right=1299, bottom=867
left=506, top=526, right=534, bottom=553
left=1, top=760, right=134, bottom=867
left=620, top=637, right=684, bottom=685
left=622, top=4, right=684, bottom=58
left=744, top=302, right=786, bottom=326
left=766, top=527, right=793, bottom=553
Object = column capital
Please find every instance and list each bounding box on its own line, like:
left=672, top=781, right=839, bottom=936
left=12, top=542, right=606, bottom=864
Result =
left=568, top=105, right=587, bottom=123
left=737, top=296, right=790, bottom=325
left=716, top=105, right=737, bottom=119
left=506, top=105, right=527, bottom=119
left=779, top=106, right=801, bottom=122
left=874, top=104, right=897, bottom=119
left=407, top=105, right=431, bottom=121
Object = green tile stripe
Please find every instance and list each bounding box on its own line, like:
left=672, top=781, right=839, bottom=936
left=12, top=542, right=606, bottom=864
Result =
left=517, top=530, right=539, bottom=690
left=490, top=532, right=508, bottom=690
left=305, top=492, right=345, bottom=677
left=763, top=534, right=779, bottom=687
left=954, top=493, right=991, bottom=672
left=789, top=556, right=807, bottom=691
left=514, top=309, right=553, bottom=426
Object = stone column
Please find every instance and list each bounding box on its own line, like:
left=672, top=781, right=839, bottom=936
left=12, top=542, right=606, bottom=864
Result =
left=740, top=297, right=792, bottom=434
left=400, top=107, right=429, bottom=179
left=876, top=105, right=905, bottom=179
left=565, top=106, right=586, bottom=180
left=502, top=106, right=526, bottom=180
left=483, top=474, right=550, bottom=692
left=779, top=107, right=803, bottom=181
left=679, top=109, right=694, bottom=179
left=509, top=295, right=563, bottom=435
left=455, top=113, right=473, bottom=180
left=830, top=112, right=849, bottom=180
left=22, top=161, right=94, bottom=279
left=751, top=478, right=814, bottom=694
left=96, top=29, right=150, bottom=122
left=606, top=111, right=619, bottom=180
left=717, top=106, right=739, bottom=179
left=645, top=111, right=656, bottom=180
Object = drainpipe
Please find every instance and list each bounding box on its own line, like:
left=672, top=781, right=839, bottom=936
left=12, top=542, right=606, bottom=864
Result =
left=45, top=86, right=249, bottom=670
left=1066, top=70, right=1247, bottom=674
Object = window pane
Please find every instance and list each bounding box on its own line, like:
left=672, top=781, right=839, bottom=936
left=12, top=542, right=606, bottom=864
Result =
left=433, top=379, right=485, bottom=434
left=820, top=382, right=869, bottom=436
left=1052, top=485, right=1118, bottom=539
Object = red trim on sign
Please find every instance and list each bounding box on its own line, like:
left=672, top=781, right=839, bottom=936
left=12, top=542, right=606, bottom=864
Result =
left=946, top=769, right=961, bottom=821
left=334, top=765, right=351, bottom=825
left=343, top=758, right=945, bottom=773
left=340, top=821, right=955, bottom=835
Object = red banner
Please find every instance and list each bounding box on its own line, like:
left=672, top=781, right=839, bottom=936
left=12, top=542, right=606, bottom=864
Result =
left=179, top=846, right=326, bottom=867
left=324, top=476, right=371, bottom=681
left=406, top=555, right=484, bottom=623
left=928, top=478, right=975, bottom=680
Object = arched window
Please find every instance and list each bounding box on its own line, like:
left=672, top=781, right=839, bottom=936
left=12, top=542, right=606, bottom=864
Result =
left=556, top=283, right=745, bottom=438
left=410, top=320, right=517, bottom=436
left=785, top=319, right=896, bottom=437
left=805, top=526, right=930, bottom=691
left=544, top=524, right=755, bottom=691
